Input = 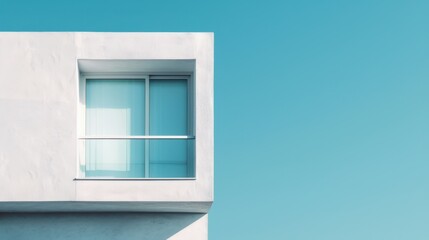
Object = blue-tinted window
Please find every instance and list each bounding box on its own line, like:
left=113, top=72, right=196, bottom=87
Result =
left=84, top=77, right=194, bottom=178
left=86, top=79, right=145, bottom=136
left=150, top=79, right=188, bottom=135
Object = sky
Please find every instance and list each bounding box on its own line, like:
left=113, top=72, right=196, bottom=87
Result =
left=1, top=0, right=429, bottom=239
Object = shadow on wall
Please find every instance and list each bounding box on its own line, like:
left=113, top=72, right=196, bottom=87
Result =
left=0, top=212, right=205, bottom=240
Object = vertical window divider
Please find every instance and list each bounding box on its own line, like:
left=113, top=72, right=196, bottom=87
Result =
left=144, top=76, right=150, bottom=178
left=187, top=76, right=192, bottom=177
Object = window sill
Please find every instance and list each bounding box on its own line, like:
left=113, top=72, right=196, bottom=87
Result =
left=73, top=178, right=196, bottom=181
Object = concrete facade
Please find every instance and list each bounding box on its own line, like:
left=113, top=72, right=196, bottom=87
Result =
left=0, top=32, right=214, bottom=239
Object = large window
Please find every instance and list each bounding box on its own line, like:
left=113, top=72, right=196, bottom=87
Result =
left=80, top=75, right=194, bottom=178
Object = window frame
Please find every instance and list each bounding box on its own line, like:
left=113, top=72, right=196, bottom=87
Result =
left=77, top=72, right=196, bottom=180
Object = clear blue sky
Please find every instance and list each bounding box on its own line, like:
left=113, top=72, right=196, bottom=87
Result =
left=1, top=0, right=429, bottom=239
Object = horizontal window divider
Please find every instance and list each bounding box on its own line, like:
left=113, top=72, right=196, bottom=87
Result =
left=79, top=136, right=195, bottom=140
left=81, top=73, right=192, bottom=79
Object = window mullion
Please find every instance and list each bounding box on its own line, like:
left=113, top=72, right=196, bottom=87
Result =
left=145, top=76, right=150, bottom=178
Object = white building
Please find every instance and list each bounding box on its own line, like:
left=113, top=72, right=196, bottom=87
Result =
left=0, top=32, right=214, bottom=240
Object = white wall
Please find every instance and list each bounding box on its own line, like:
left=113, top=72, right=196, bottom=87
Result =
left=0, top=32, right=214, bottom=213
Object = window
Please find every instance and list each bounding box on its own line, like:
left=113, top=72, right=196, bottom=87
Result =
left=80, top=75, right=195, bottom=179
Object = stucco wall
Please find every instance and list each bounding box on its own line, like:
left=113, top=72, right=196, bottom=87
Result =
left=0, top=32, right=213, bottom=212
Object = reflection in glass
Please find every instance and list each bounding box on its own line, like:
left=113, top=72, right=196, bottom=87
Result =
left=150, top=79, right=188, bottom=135
left=83, top=139, right=194, bottom=178
left=149, top=139, right=195, bottom=178
left=85, top=139, right=145, bottom=178
left=86, top=79, right=145, bottom=136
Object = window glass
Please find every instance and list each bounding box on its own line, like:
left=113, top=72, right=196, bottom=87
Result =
left=85, top=79, right=145, bottom=178
left=83, top=77, right=193, bottom=178
left=86, top=79, right=145, bottom=135
left=150, top=79, right=188, bottom=135
left=85, top=139, right=145, bottom=178
left=149, top=139, right=194, bottom=178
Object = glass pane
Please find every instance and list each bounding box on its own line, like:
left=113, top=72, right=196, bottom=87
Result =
left=86, top=79, right=145, bottom=136
left=85, top=139, right=145, bottom=178
left=149, top=139, right=194, bottom=178
left=150, top=79, right=188, bottom=135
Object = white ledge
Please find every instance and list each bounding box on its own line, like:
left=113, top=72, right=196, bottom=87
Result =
left=74, top=178, right=196, bottom=181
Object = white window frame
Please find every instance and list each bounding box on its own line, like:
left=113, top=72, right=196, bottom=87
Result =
left=77, top=73, right=195, bottom=179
